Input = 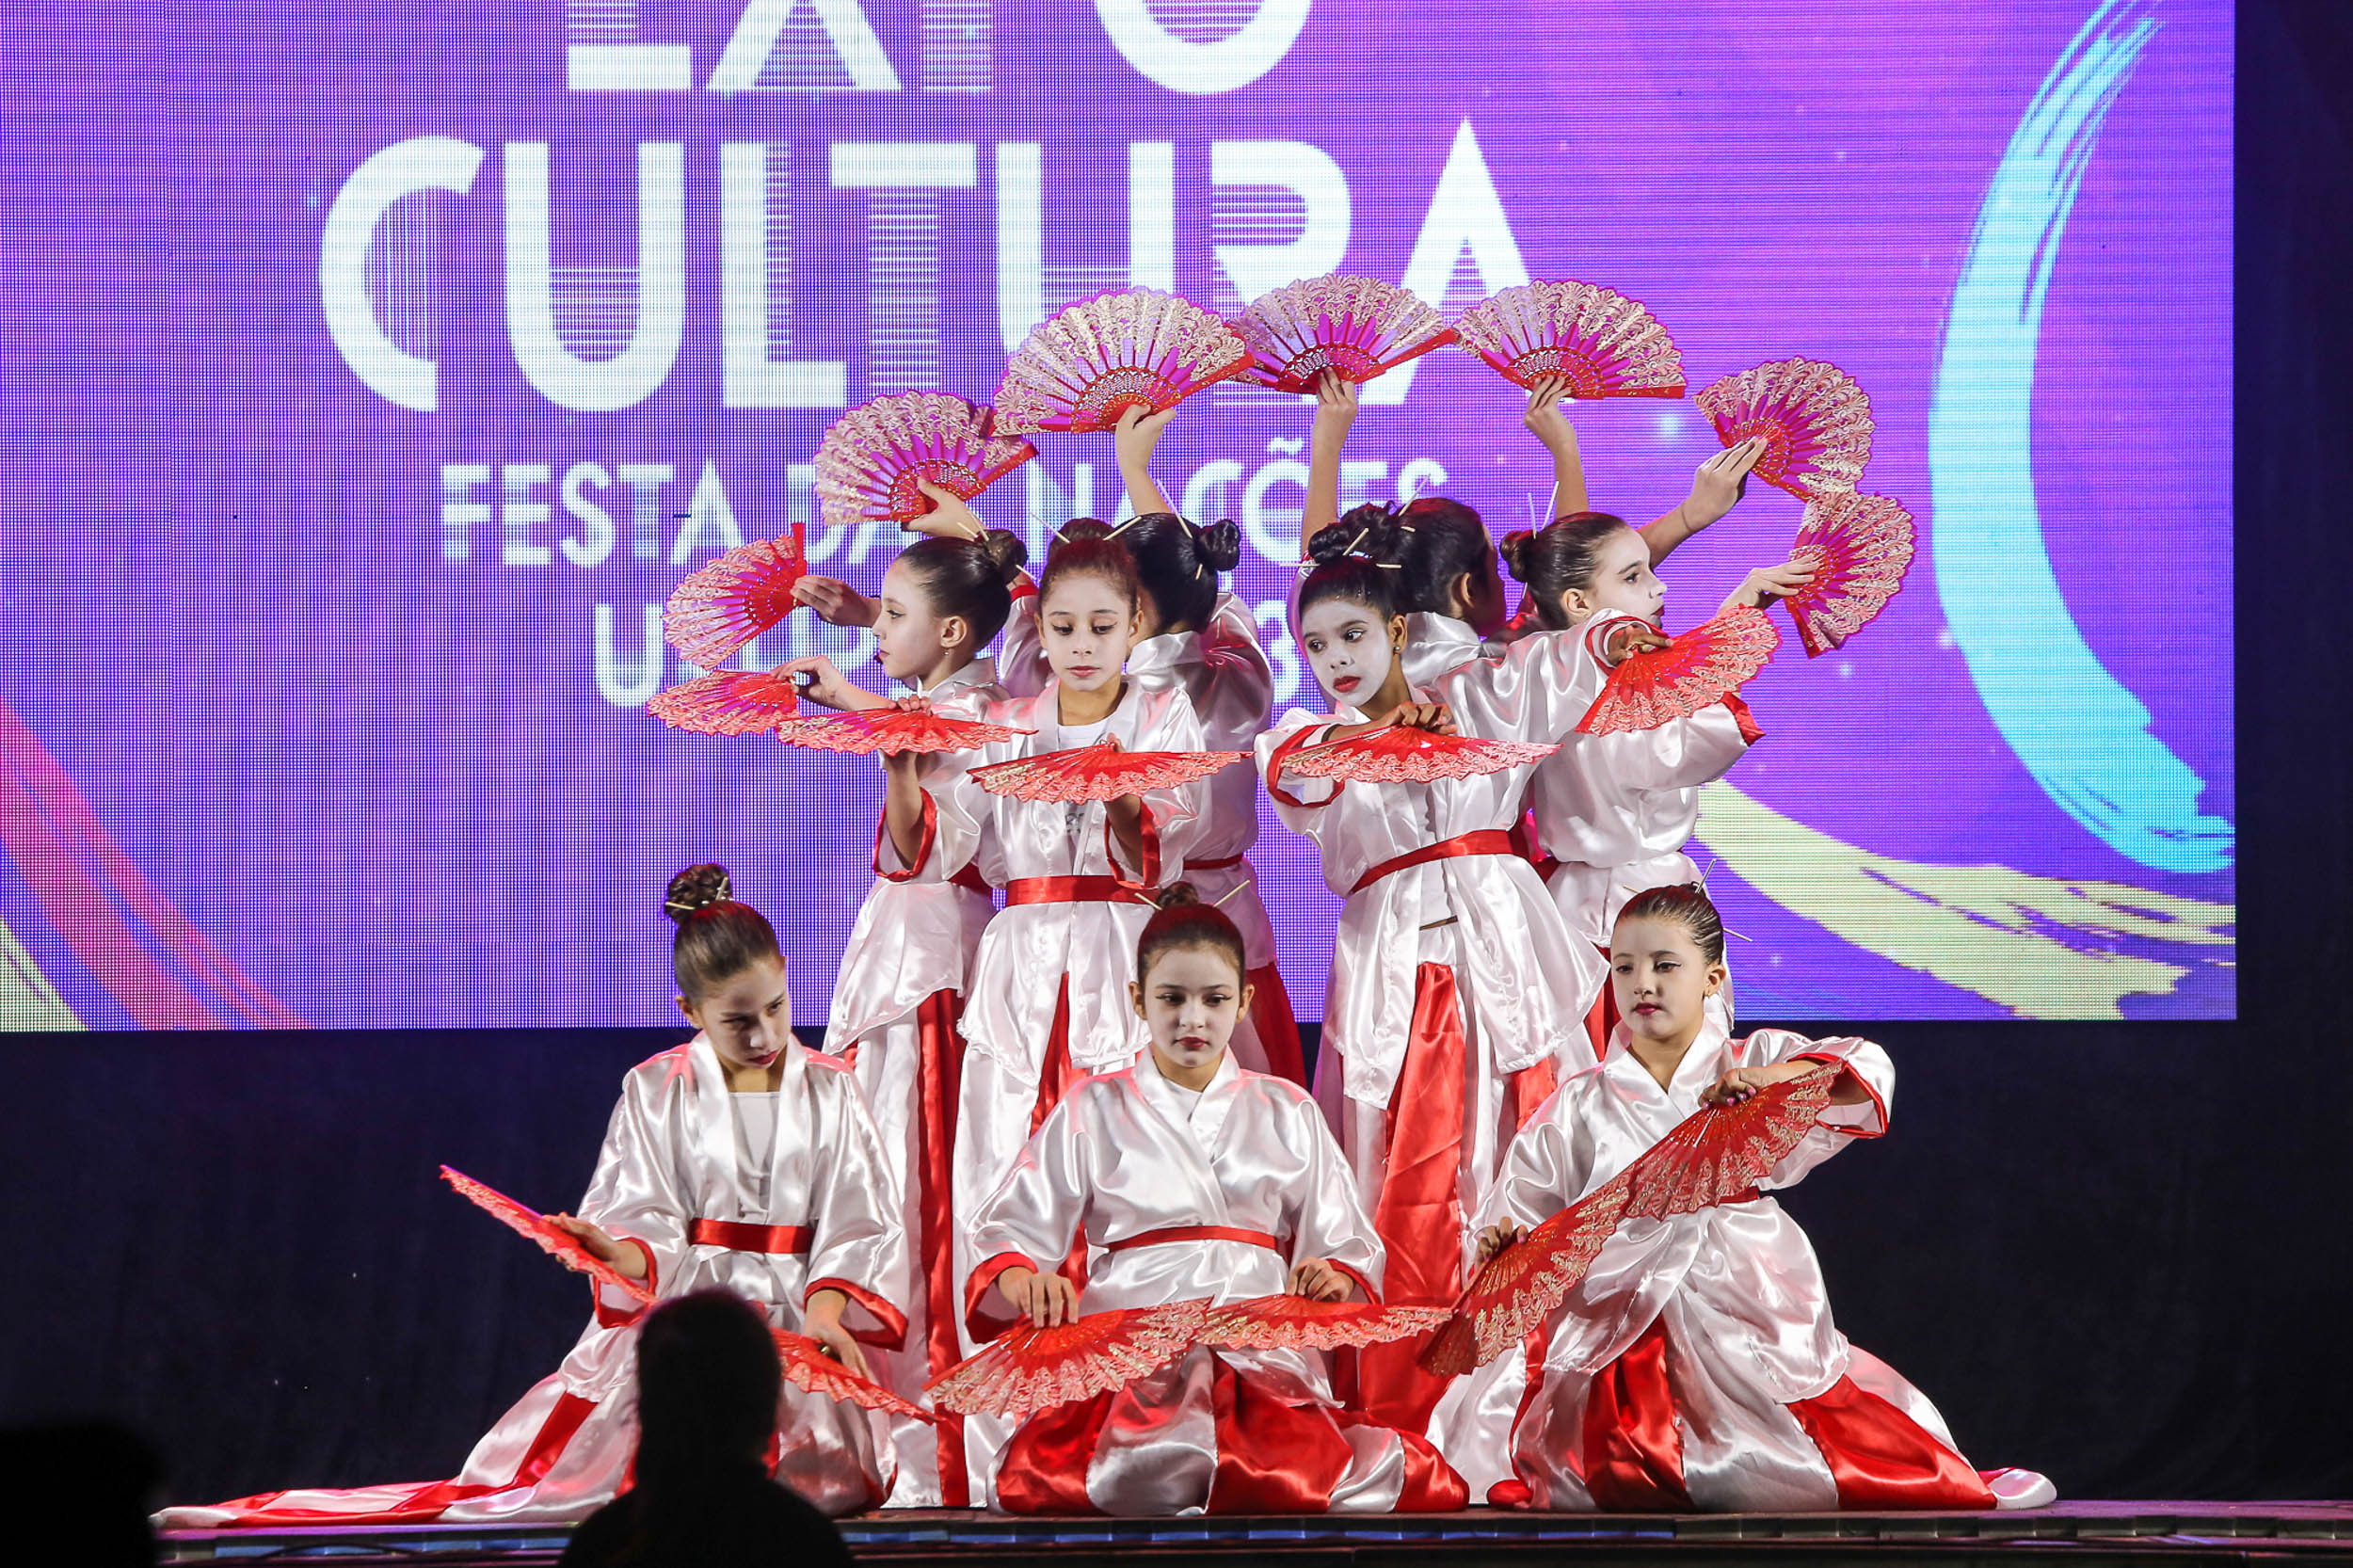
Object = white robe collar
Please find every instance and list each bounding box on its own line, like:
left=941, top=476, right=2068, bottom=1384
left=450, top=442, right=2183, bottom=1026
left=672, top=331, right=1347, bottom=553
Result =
left=686, top=1031, right=801, bottom=1218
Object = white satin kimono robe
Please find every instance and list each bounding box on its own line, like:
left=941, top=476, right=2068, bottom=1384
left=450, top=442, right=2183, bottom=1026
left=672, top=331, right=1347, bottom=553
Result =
left=961, top=1054, right=1466, bottom=1515
left=1464, top=1020, right=2052, bottom=1512
left=158, top=1036, right=913, bottom=1529
left=1253, top=632, right=1605, bottom=1448
left=1003, top=588, right=1302, bottom=1083
left=827, top=655, right=1006, bottom=1508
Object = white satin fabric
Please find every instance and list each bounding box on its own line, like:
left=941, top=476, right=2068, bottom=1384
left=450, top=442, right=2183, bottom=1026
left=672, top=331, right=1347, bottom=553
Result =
left=965, top=1053, right=1411, bottom=1514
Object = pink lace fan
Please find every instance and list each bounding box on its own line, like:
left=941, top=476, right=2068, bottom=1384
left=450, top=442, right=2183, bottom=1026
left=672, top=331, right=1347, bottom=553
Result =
left=440, top=1165, right=654, bottom=1306
left=1785, top=492, right=1916, bottom=657
left=1280, top=726, right=1557, bottom=785
left=926, top=1300, right=1211, bottom=1418
left=812, top=392, right=1035, bottom=533
left=1450, top=280, right=1686, bottom=397
left=648, top=670, right=800, bottom=736
left=771, top=1329, right=938, bottom=1423
left=1696, top=359, right=1873, bottom=499
left=994, top=289, right=1253, bottom=434
left=1618, top=1065, right=1841, bottom=1222
left=773, top=705, right=1032, bottom=756
left=1231, top=274, right=1456, bottom=394
left=664, top=532, right=808, bottom=670
left=968, top=740, right=1247, bottom=803
left=1200, top=1295, right=1452, bottom=1353
left=1577, top=607, right=1779, bottom=736
left=1419, top=1170, right=1634, bottom=1376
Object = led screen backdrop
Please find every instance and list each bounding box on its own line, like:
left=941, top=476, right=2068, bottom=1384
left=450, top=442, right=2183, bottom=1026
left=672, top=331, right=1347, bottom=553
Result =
left=0, top=0, right=2232, bottom=1030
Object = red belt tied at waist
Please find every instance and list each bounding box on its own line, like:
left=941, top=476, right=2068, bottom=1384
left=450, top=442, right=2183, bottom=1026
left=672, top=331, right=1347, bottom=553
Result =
left=1349, top=829, right=1519, bottom=897
left=1003, top=875, right=1158, bottom=907
left=1187, top=854, right=1246, bottom=872
left=1103, top=1224, right=1283, bottom=1256
left=689, top=1219, right=813, bottom=1254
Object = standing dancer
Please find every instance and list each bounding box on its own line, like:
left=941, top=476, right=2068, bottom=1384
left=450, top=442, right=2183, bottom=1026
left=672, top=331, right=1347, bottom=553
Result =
left=159, top=868, right=911, bottom=1527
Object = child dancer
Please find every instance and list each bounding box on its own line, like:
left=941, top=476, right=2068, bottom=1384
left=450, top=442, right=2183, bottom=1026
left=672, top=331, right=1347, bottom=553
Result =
left=159, top=868, right=911, bottom=1527
left=782, top=519, right=1026, bottom=1508
left=1472, top=883, right=2054, bottom=1512
left=962, top=887, right=1466, bottom=1514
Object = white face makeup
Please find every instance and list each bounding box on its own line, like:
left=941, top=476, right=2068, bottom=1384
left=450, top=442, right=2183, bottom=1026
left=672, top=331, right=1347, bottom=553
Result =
left=1298, top=598, right=1402, bottom=709
left=872, top=557, right=964, bottom=686
left=1567, top=526, right=1668, bottom=627
left=1129, top=943, right=1252, bottom=1086
left=1608, top=915, right=1724, bottom=1052
left=1040, top=572, right=1139, bottom=694
left=680, top=952, right=793, bottom=1080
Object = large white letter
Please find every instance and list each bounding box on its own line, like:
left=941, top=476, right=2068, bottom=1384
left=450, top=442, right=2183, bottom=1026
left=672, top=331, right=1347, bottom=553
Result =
left=1375, top=120, right=1529, bottom=404
left=321, top=136, right=483, bottom=412
left=709, top=0, right=901, bottom=92
left=721, top=143, right=846, bottom=408
left=1094, top=0, right=1310, bottom=94
left=995, top=141, right=1174, bottom=349
left=506, top=142, right=686, bottom=412
left=834, top=142, right=977, bottom=392
left=1209, top=140, right=1349, bottom=305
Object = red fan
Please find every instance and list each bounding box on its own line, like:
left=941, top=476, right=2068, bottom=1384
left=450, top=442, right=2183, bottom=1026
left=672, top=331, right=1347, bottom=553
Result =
left=1577, top=607, right=1780, bottom=737
left=1784, top=492, right=1916, bottom=658
left=1450, top=280, right=1686, bottom=397
left=1618, top=1065, right=1841, bottom=1222
left=1696, top=359, right=1873, bottom=499
left=440, top=1165, right=654, bottom=1306
left=1418, top=1171, right=1634, bottom=1376
left=648, top=669, right=801, bottom=736
left=664, top=533, right=808, bottom=670
left=773, top=705, right=1032, bottom=756
left=926, top=1300, right=1211, bottom=1418
left=772, top=1329, right=938, bottom=1423
left=1231, top=275, right=1456, bottom=394
left=994, top=289, right=1253, bottom=435
left=1199, top=1295, right=1452, bottom=1352
left=968, top=740, right=1247, bottom=803
left=1280, top=725, right=1556, bottom=785
left=812, top=392, right=1036, bottom=533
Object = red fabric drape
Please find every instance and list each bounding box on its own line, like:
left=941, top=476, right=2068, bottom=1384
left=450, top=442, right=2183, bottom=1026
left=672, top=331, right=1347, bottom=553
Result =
left=686, top=1220, right=812, bottom=1254
left=1347, top=829, right=1518, bottom=896
left=1245, top=961, right=1307, bottom=1087
left=1584, top=940, right=1620, bottom=1059
left=911, top=987, right=971, bottom=1506
left=996, top=1389, right=1115, bottom=1514
left=1580, top=1315, right=1693, bottom=1511
left=1030, top=978, right=1090, bottom=1293
left=1788, top=1374, right=1997, bottom=1509
left=1206, top=1360, right=1357, bottom=1512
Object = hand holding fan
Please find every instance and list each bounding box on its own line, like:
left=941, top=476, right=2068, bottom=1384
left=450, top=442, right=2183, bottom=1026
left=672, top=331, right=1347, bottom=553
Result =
left=812, top=392, right=1035, bottom=532
left=1618, top=1065, right=1842, bottom=1222
left=1200, top=1295, right=1452, bottom=1352
left=773, top=705, right=1034, bottom=756
left=1784, top=492, right=1916, bottom=657
left=1451, top=280, right=1686, bottom=397
left=440, top=1166, right=654, bottom=1306
left=648, top=669, right=800, bottom=736
left=1577, top=607, right=1779, bottom=736
left=968, top=740, right=1246, bottom=803
left=664, top=533, right=808, bottom=670
left=1280, top=725, right=1556, bottom=785
left=1418, top=1171, right=1634, bottom=1376
left=1231, top=275, right=1455, bottom=394
left=771, top=1329, right=938, bottom=1423
left=1696, top=359, right=1873, bottom=499
left=926, top=1300, right=1211, bottom=1418
left=994, top=289, right=1252, bottom=434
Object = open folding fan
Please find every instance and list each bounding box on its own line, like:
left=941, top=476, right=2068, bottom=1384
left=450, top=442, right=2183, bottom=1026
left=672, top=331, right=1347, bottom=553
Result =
left=1576, top=607, right=1779, bottom=737
left=993, top=289, right=1253, bottom=434
left=1418, top=1171, right=1634, bottom=1376
left=1784, top=491, right=1916, bottom=657
left=812, top=392, right=1035, bottom=533
left=1199, top=1295, right=1452, bottom=1352
left=1616, top=1065, right=1841, bottom=1223
left=648, top=669, right=800, bottom=736
left=1695, top=359, right=1873, bottom=499
left=926, top=1300, right=1212, bottom=1418
left=968, top=740, right=1247, bottom=803
left=771, top=1329, right=938, bottom=1422
left=1231, top=274, right=1455, bottom=394
left=440, top=1166, right=654, bottom=1306
left=1280, top=725, right=1556, bottom=786
left=664, top=531, right=808, bottom=670
left=1450, top=280, right=1686, bottom=397
left=773, top=704, right=1033, bottom=756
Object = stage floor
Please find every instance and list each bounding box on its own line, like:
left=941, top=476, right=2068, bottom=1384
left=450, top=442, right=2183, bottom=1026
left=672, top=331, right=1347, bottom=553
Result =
left=159, top=1500, right=2353, bottom=1565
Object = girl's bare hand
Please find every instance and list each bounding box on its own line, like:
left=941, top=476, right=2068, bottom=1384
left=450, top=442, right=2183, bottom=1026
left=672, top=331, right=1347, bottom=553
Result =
left=792, top=576, right=878, bottom=628
left=1685, top=438, right=1768, bottom=527
left=907, top=480, right=985, bottom=540
left=1475, top=1221, right=1527, bottom=1268
left=1522, top=376, right=1577, bottom=451
left=997, top=1265, right=1081, bottom=1328
left=1378, top=701, right=1457, bottom=735
left=1717, top=557, right=1816, bottom=618
left=1288, top=1257, right=1351, bottom=1302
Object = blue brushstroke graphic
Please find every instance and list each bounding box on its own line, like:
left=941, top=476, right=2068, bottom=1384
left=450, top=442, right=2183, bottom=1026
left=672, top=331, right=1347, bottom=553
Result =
left=1929, top=0, right=2233, bottom=873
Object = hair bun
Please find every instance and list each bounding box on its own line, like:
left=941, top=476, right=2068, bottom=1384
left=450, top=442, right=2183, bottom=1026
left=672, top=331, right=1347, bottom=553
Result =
left=980, top=528, right=1029, bottom=584
left=1195, top=518, right=1243, bottom=574
left=1153, top=881, right=1203, bottom=912
left=1498, top=527, right=1536, bottom=583
left=1049, top=517, right=1113, bottom=554
left=664, top=862, right=734, bottom=923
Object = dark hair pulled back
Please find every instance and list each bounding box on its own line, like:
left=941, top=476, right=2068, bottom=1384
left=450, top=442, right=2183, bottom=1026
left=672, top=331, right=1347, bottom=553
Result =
left=1391, top=496, right=1499, bottom=617
left=1614, top=882, right=1727, bottom=968
left=1297, top=503, right=1407, bottom=622
left=1113, top=512, right=1242, bottom=633
left=1136, top=882, right=1248, bottom=985
left=664, top=863, right=782, bottom=1000
left=1037, top=517, right=1141, bottom=609
left=1498, top=511, right=1639, bottom=631
left=895, top=530, right=1028, bottom=646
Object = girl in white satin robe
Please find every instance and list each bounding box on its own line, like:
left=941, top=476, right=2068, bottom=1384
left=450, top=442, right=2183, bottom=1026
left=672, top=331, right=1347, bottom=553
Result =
left=160, top=877, right=912, bottom=1528
left=963, top=888, right=1466, bottom=1515
left=1463, top=885, right=2053, bottom=1512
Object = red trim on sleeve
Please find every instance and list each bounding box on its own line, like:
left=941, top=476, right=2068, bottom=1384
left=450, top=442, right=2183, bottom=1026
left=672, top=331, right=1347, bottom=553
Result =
left=592, top=1235, right=658, bottom=1328
left=964, top=1250, right=1039, bottom=1340
left=1010, top=578, right=1037, bottom=601
left=1721, top=692, right=1766, bottom=746
left=1584, top=613, right=1646, bottom=668
left=807, top=1275, right=909, bottom=1350
left=1264, top=725, right=1342, bottom=810
left=1114, top=799, right=1164, bottom=890
left=1793, top=1051, right=1888, bottom=1138
left=873, top=790, right=937, bottom=882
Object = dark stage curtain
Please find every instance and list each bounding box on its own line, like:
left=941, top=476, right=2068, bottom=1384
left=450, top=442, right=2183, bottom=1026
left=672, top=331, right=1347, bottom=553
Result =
left=2, top=0, right=2348, bottom=1510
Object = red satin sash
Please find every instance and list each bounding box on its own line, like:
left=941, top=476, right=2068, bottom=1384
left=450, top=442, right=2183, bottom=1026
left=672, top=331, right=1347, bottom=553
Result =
left=1581, top=1314, right=1693, bottom=1510
left=1003, top=875, right=1155, bottom=906
left=1787, top=1375, right=1997, bottom=1509
left=1246, top=960, right=1307, bottom=1088
left=1031, top=977, right=1089, bottom=1293
left=1188, top=853, right=1246, bottom=871
left=688, top=1219, right=813, bottom=1255
left=911, top=988, right=970, bottom=1506
left=1104, top=1224, right=1282, bottom=1255
left=1349, top=828, right=1518, bottom=896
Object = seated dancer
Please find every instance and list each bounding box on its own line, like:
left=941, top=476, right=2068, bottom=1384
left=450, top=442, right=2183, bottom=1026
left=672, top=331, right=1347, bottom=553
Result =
left=961, top=888, right=1466, bottom=1515
left=159, top=867, right=911, bottom=1528
left=1470, top=884, right=2054, bottom=1512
